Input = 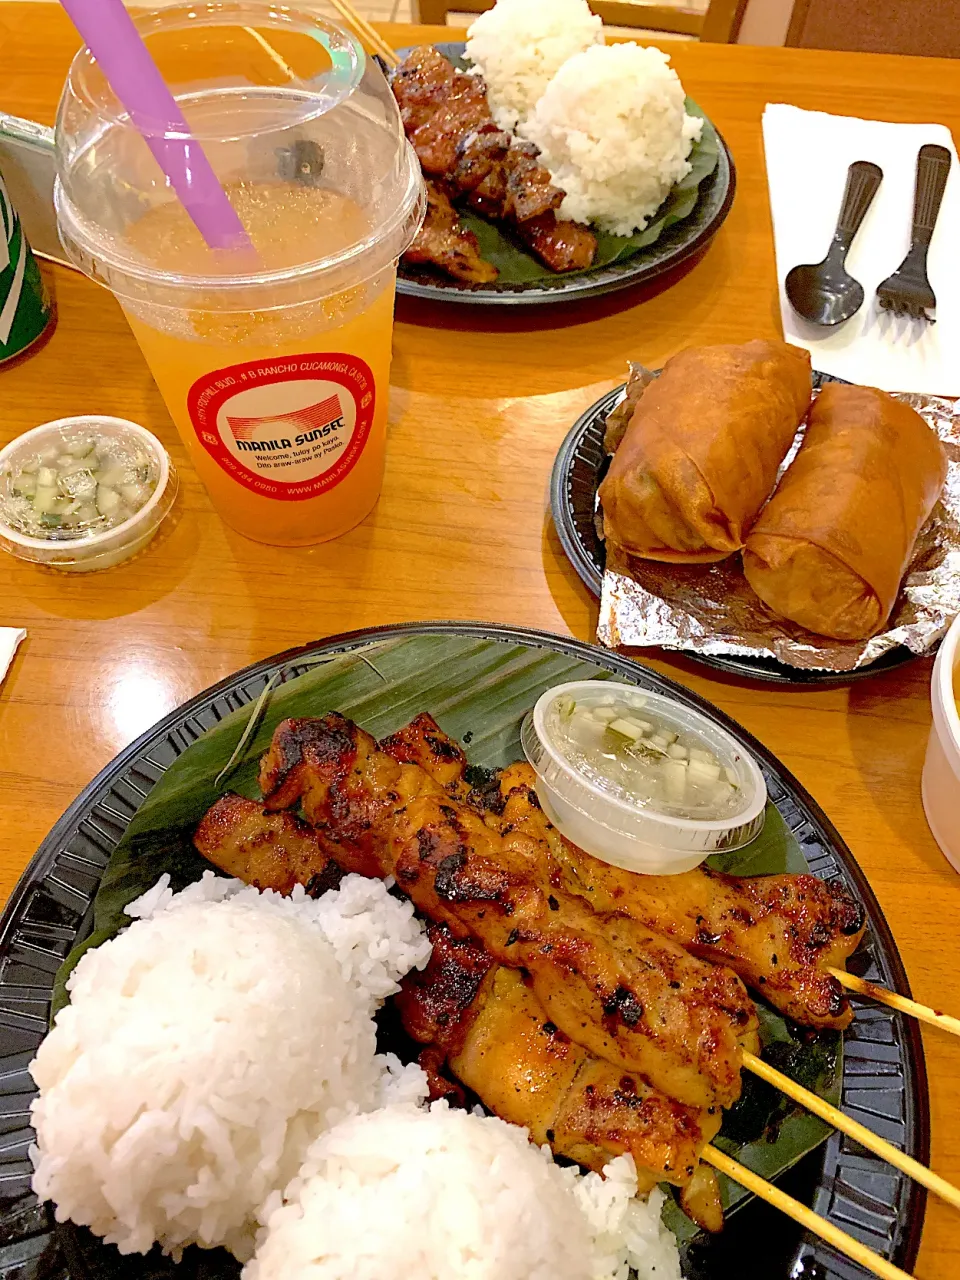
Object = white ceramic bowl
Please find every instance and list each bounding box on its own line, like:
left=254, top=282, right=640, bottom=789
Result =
left=921, top=614, right=960, bottom=869
left=520, top=680, right=767, bottom=875
left=0, top=416, right=177, bottom=572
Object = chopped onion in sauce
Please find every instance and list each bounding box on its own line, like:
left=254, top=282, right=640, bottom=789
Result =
left=1, top=435, right=158, bottom=540
left=547, top=691, right=745, bottom=820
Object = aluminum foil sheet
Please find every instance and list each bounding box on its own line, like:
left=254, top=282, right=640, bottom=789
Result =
left=597, top=386, right=960, bottom=672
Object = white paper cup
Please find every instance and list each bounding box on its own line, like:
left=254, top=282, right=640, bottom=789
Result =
left=922, top=615, right=960, bottom=869
left=521, top=681, right=767, bottom=875
left=0, top=416, right=177, bottom=572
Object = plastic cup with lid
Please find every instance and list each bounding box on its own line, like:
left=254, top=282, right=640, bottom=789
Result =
left=54, top=4, right=425, bottom=547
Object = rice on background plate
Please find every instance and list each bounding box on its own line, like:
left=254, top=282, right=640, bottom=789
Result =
left=523, top=44, right=704, bottom=237
left=28, top=873, right=430, bottom=1260
left=464, top=0, right=603, bottom=132
left=247, top=1103, right=682, bottom=1280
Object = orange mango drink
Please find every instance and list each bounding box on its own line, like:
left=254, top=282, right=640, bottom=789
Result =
left=54, top=5, right=424, bottom=545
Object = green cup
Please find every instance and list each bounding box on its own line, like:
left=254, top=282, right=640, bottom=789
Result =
left=0, top=169, right=54, bottom=365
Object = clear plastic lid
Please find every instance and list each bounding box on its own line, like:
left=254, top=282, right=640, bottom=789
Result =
left=54, top=2, right=425, bottom=307
left=522, top=681, right=767, bottom=875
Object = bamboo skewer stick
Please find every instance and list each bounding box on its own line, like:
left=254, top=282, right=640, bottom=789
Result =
left=741, top=1050, right=960, bottom=1211
left=244, top=27, right=299, bottom=82
left=327, top=0, right=399, bottom=66
left=703, top=1146, right=913, bottom=1280
left=829, top=967, right=960, bottom=1039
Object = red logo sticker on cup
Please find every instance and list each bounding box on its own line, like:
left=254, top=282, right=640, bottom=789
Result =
left=187, top=353, right=376, bottom=502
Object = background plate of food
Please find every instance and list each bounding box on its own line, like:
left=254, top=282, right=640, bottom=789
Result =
left=391, top=0, right=734, bottom=305
left=0, top=623, right=927, bottom=1280
left=551, top=342, right=960, bottom=684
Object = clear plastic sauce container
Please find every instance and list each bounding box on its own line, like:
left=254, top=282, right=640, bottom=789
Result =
left=0, top=416, right=177, bottom=571
left=522, top=680, right=767, bottom=874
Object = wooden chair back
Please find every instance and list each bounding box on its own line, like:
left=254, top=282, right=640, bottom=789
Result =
left=412, top=0, right=745, bottom=42
left=731, top=0, right=960, bottom=56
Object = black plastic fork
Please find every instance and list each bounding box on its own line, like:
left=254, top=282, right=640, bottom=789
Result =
left=876, top=143, right=952, bottom=322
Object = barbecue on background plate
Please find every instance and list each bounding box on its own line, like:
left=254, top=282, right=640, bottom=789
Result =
left=0, top=623, right=927, bottom=1279
left=394, top=43, right=736, bottom=307
left=550, top=374, right=920, bottom=684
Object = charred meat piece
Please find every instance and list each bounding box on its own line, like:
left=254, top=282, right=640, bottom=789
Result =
left=515, top=212, right=598, bottom=273
left=253, top=713, right=756, bottom=1110
left=404, top=181, right=499, bottom=285
left=453, top=125, right=512, bottom=209
left=392, top=47, right=596, bottom=274
left=487, top=761, right=863, bottom=1032
left=391, top=46, right=493, bottom=176
left=556, top=843, right=865, bottom=1030
left=397, top=922, right=723, bottom=1203
left=380, top=710, right=473, bottom=796
left=501, top=141, right=565, bottom=223
left=454, top=132, right=562, bottom=223
left=194, top=793, right=343, bottom=896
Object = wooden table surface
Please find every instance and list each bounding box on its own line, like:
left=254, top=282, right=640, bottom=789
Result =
left=1, top=7, right=958, bottom=1274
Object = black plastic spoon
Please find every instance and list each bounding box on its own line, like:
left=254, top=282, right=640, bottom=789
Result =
left=785, top=160, right=883, bottom=326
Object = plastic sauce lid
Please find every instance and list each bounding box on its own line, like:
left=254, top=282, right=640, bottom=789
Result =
left=521, top=680, right=767, bottom=875
left=0, top=416, right=177, bottom=572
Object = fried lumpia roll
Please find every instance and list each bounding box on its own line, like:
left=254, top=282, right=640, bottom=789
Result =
left=743, top=383, right=947, bottom=641
left=599, top=340, right=812, bottom=564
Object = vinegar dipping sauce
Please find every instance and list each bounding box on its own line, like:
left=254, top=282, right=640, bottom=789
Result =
left=1, top=431, right=158, bottom=540
left=547, top=689, right=747, bottom=821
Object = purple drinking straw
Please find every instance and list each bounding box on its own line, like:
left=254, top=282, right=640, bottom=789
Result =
left=60, top=0, right=253, bottom=252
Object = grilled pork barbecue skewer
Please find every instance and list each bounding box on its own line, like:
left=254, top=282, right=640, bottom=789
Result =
left=405, top=180, right=499, bottom=284
left=391, top=46, right=597, bottom=276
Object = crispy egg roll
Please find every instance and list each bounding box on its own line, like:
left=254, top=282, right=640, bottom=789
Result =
left=599, top=340, right=812, bottom=563
left=743, top=383, right=947, bottom=640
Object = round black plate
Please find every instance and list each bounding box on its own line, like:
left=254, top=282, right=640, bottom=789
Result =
left=394, top=43, right=736, bottom=307
left=550, top=380, right=921, bottom=684
left=0, top=623, right=928, bottom=1280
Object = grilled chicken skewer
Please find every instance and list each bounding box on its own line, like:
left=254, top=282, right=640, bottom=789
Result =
left=396, top=920, right=725, bottom=1231
left=193, top=794, right=726, bottom=1229
left=197, top=720, right=756, bottom=1110
left=249, top=713, right=757, bottom=1110
left=486, top=763, right=865, bottom=1031
left=383, top=715, right=864, bottom=1030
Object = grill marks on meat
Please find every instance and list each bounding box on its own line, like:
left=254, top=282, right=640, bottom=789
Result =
left=380, top=711, right=472, bottom=796
left=485, top=762, right=861, bottom=1031
left=552, top=830, right=864, bottom=1031
left=396, top=923, right=722, bottom=1196
left=420, top=752, right=862, bottom=1034
left=392, top=46, right=492, bottom=176
left=515, top=214, right=599, bottom=273
left=405, top=182, right=499, bottom=284
left=194, top=793, right=341, bottom=896
left=392, top=46, right=597, bottom=276
left=253, top=714, right=755, bottom=1110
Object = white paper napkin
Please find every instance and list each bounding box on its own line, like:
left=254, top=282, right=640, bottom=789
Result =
left=0, top=629, right=25, bottom=688
left=762, top=104, right=960, bottom=395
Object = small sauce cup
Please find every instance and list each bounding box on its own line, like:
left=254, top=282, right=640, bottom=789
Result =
left=521, top=680, right=767, bottom=875
left=0, top=416, right=177, bottom=572
left=922, top=614, right=960, bottom=870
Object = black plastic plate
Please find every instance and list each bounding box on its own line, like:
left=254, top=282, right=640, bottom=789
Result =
left=0, top=623, right=928, bottom=1279
left=550, top=379, right=920, bottom=684
left=394, top=44, right=736, bottom=307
